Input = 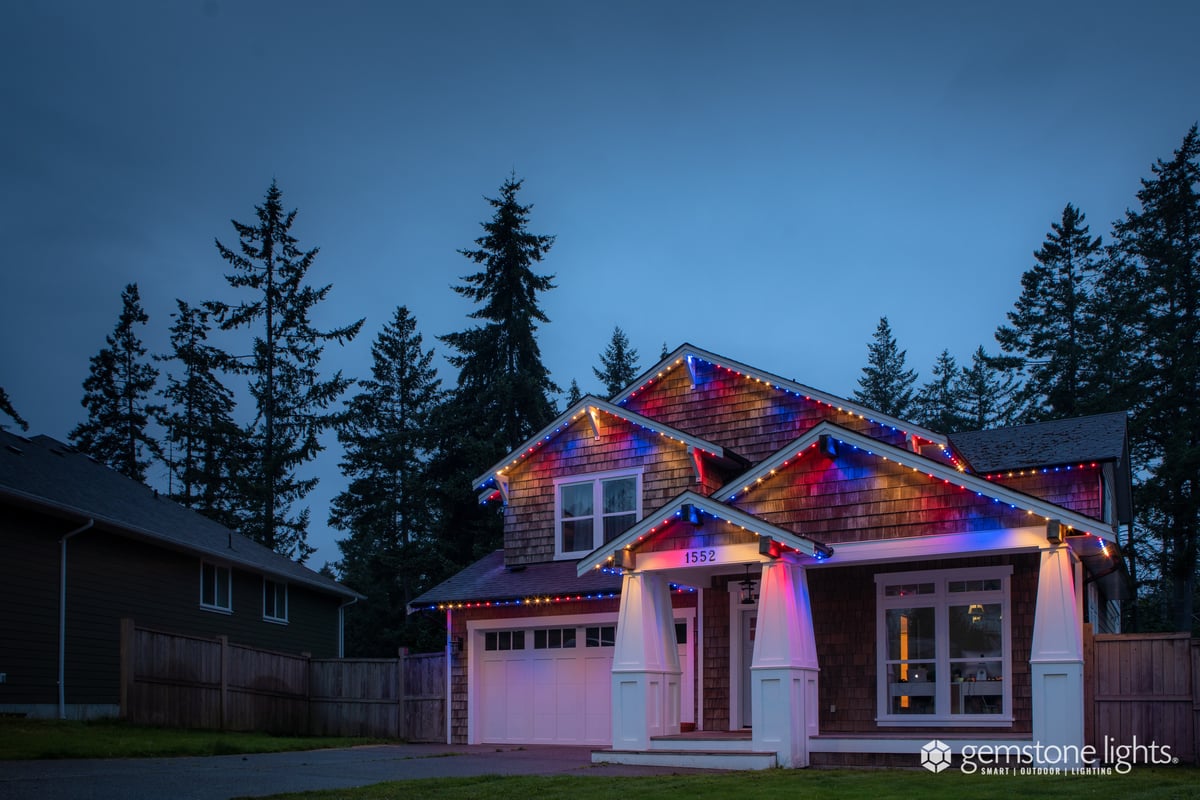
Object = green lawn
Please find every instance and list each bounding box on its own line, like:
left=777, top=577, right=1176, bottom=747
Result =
left=0, top=717, right=390, bottom=760
left=253, top=768, right=1200, bottom=800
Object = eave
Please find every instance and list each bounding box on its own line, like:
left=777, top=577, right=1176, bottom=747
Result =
left=576, top=490, right=834, bottom=577
left=715, top=420, right=1117, bottom=544
left=472, top=395, right=743, bottom=495
left=610, top=343, right=948, bottom=448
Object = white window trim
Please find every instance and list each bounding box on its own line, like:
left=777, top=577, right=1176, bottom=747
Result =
left=552, top=467, right=643, bottom=560
left=200, top=561, right=232, bottom=614
left=875, top=565, right=1014, bottom=727
left=263, top=578, right=288, bottom=624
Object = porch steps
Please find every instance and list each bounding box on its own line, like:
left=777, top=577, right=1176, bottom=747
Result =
left=592, top=747, right=777, bottom=770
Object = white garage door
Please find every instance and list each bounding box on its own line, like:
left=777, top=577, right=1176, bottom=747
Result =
left=477, top=624, right=614, bottom=745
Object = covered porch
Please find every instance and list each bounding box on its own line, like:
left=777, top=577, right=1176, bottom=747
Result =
left=581, top=493, right=1093, bottom=769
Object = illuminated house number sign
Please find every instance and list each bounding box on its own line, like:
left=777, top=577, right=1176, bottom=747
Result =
left=684, top=549, right=717, bottom=564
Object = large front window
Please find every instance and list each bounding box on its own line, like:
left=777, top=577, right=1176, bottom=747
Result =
left=876, top=566, right=1012, bottom=725
left=554, top=469, right=641, bottom=558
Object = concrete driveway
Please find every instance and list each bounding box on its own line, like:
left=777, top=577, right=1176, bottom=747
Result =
left=0, top=743, right=721, bottom=800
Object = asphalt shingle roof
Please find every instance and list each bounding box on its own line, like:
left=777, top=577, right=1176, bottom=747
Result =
left=410, top=550, right=623, bottom=609
left=0, top=432, right=359, bottom=600
left=948, top=411, right=1129, bottom=473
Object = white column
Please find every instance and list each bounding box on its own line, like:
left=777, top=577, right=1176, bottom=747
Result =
left=1030, top=543, right=1085, bottom=766
left=611, top=570, right=681, bottom=749
left=750, top=561, right=818, bottom=768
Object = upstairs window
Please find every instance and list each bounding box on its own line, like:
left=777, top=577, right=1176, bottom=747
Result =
left=263, top=579, right=288, bottom=623
left=200, top=561, right=232, bottom=612
left=554, top=469, right=642, bottom=559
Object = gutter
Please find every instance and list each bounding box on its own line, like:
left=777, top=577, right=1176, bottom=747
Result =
left=59, top=518, right=94, bottom=719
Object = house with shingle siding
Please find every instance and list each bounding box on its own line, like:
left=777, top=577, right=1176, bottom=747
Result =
left=411, top=345, right=1130, bottom=768
left=0, top=432, right=361, bottom=720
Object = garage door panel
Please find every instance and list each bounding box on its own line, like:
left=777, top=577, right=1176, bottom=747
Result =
left=477, top=624, right=613, bottom=746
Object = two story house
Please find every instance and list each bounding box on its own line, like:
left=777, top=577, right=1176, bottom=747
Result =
left=411, top=344, right=1129, bottom=769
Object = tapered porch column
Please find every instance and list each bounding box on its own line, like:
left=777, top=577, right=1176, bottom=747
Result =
left=1030, top=542, right=1085, bottom=765
left=751, top=560, right=818, bottom=768
left=611, top=570, right=681, bottom=749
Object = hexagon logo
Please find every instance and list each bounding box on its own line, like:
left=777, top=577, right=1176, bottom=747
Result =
left=920, top=739, right=952, bottom=773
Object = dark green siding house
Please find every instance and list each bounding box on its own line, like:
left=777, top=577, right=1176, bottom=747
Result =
left=0, top=432, right=361, bottom=720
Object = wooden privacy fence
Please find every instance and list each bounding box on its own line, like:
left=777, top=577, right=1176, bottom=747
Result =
left=119, top=619, right=446, bottom=740
left=1084, top=627, right=1199, bottom=763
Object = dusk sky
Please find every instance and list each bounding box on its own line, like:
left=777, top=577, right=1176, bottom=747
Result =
left=3, top=1, right=1199, bottom=569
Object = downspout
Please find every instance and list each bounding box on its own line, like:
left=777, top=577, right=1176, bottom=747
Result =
left=336, top=596, right=358, bottom=658
left=59, top=519, right=94, bottom=719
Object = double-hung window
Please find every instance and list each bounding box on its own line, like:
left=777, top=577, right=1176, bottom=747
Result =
left=876, top=565, right=1012, bottom=725
left=200, top=561, right=232, bottom=612
left=554, top=468, right=642, bottom=559
left=263, top=579, right=288, bottom=623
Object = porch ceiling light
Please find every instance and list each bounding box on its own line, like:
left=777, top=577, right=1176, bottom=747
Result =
left=739, top=564, right=758, bottom=605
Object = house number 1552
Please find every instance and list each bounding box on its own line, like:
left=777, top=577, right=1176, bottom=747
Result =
left=684, top=549, right=717, bottom=564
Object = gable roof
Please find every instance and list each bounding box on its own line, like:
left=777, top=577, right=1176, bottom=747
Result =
left=472, top=395, right=744, bottom=492
left=611, top=343, right=948, bottom=447
left=409, top=549, right=623, bottom=610
left=0, top=432, right=360, bottom=600
left=715, top=420, right=1116, bottom=542
left=576, top=489, right=834, bottom=577
left=949, top=411, right=1129, bottom=473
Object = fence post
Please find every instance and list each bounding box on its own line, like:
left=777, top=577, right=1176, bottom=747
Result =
left=398, top=647, right=408, bottom=740
left=218, top=635, right=229, bottom=731
left=119, top=618, right=135, bottom=720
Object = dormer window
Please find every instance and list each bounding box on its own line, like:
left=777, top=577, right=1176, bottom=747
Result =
left=554, top=468, right=642, bottom=559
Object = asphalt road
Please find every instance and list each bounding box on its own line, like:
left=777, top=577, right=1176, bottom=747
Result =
left=0, top=743, right=719, bottom=800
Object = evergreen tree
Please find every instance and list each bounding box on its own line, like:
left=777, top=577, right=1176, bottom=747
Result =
left=853, top=316, right=917, bottom=418
left=0, top=387, right=28, bottom=431
left=1112, top=125, right=1200, bottom=632
left=915, top=349, right=967, bottom=433
left=69, top=283, right=162, bottom=481
left=957, top=346, right=1021, bottom=431
left=995, top=203, right=1104, bottom=420
left=330, top=306, right=445, bottom=656
left=565, top=378, right=583, bottom=406
left=593, top=325, right=640, bottom=397
left=210, top=181, right=363, bottom=561
left=433, top=175, right=558, bottom=565
left=158, top=300, right=242, bottom=528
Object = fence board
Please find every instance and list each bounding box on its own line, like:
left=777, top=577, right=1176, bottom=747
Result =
left=120, top=620, right=445, bottom=740
left=1090, top=631, right=1196, bottom=764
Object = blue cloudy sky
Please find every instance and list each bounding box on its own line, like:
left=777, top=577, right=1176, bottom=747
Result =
left=3, top=0, right=1198, bottom=568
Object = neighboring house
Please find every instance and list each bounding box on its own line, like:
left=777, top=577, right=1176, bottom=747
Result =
left=0, top=432, right=362, bottom=720
left=411, top=344, right=1131, bottom=769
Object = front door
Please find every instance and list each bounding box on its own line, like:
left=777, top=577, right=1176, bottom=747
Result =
left=740, top=608, right=756, bottom=728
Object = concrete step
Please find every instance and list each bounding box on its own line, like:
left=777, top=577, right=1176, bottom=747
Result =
left=592, top=748, right=777, bottom=770
left=649, top=736, right=754, bottom=753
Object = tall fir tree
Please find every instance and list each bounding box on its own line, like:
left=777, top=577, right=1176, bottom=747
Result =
left=1112, top=125, right=1200, bottom=632
left=995, top=203, right=1104, bottom=420
left=593, top=325, right=640, bottom=397
left=957, top=346, right=1021, bottom=431
left=915, top=349, right=967, bottom=433
left=0, top=387, right=28, bottom=431
left=210, top=181, right=363, bottom=561
left=331, top=306, right=445, bottom=656
left=157, top=300, right=242, bottom=528
left=433, top=175, right=558, bottom=565
left=70, top=283, right=162, bottom=481
left=853, top=316, right=917, bottom=418
left=565, top=378, right=583, bottom=406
